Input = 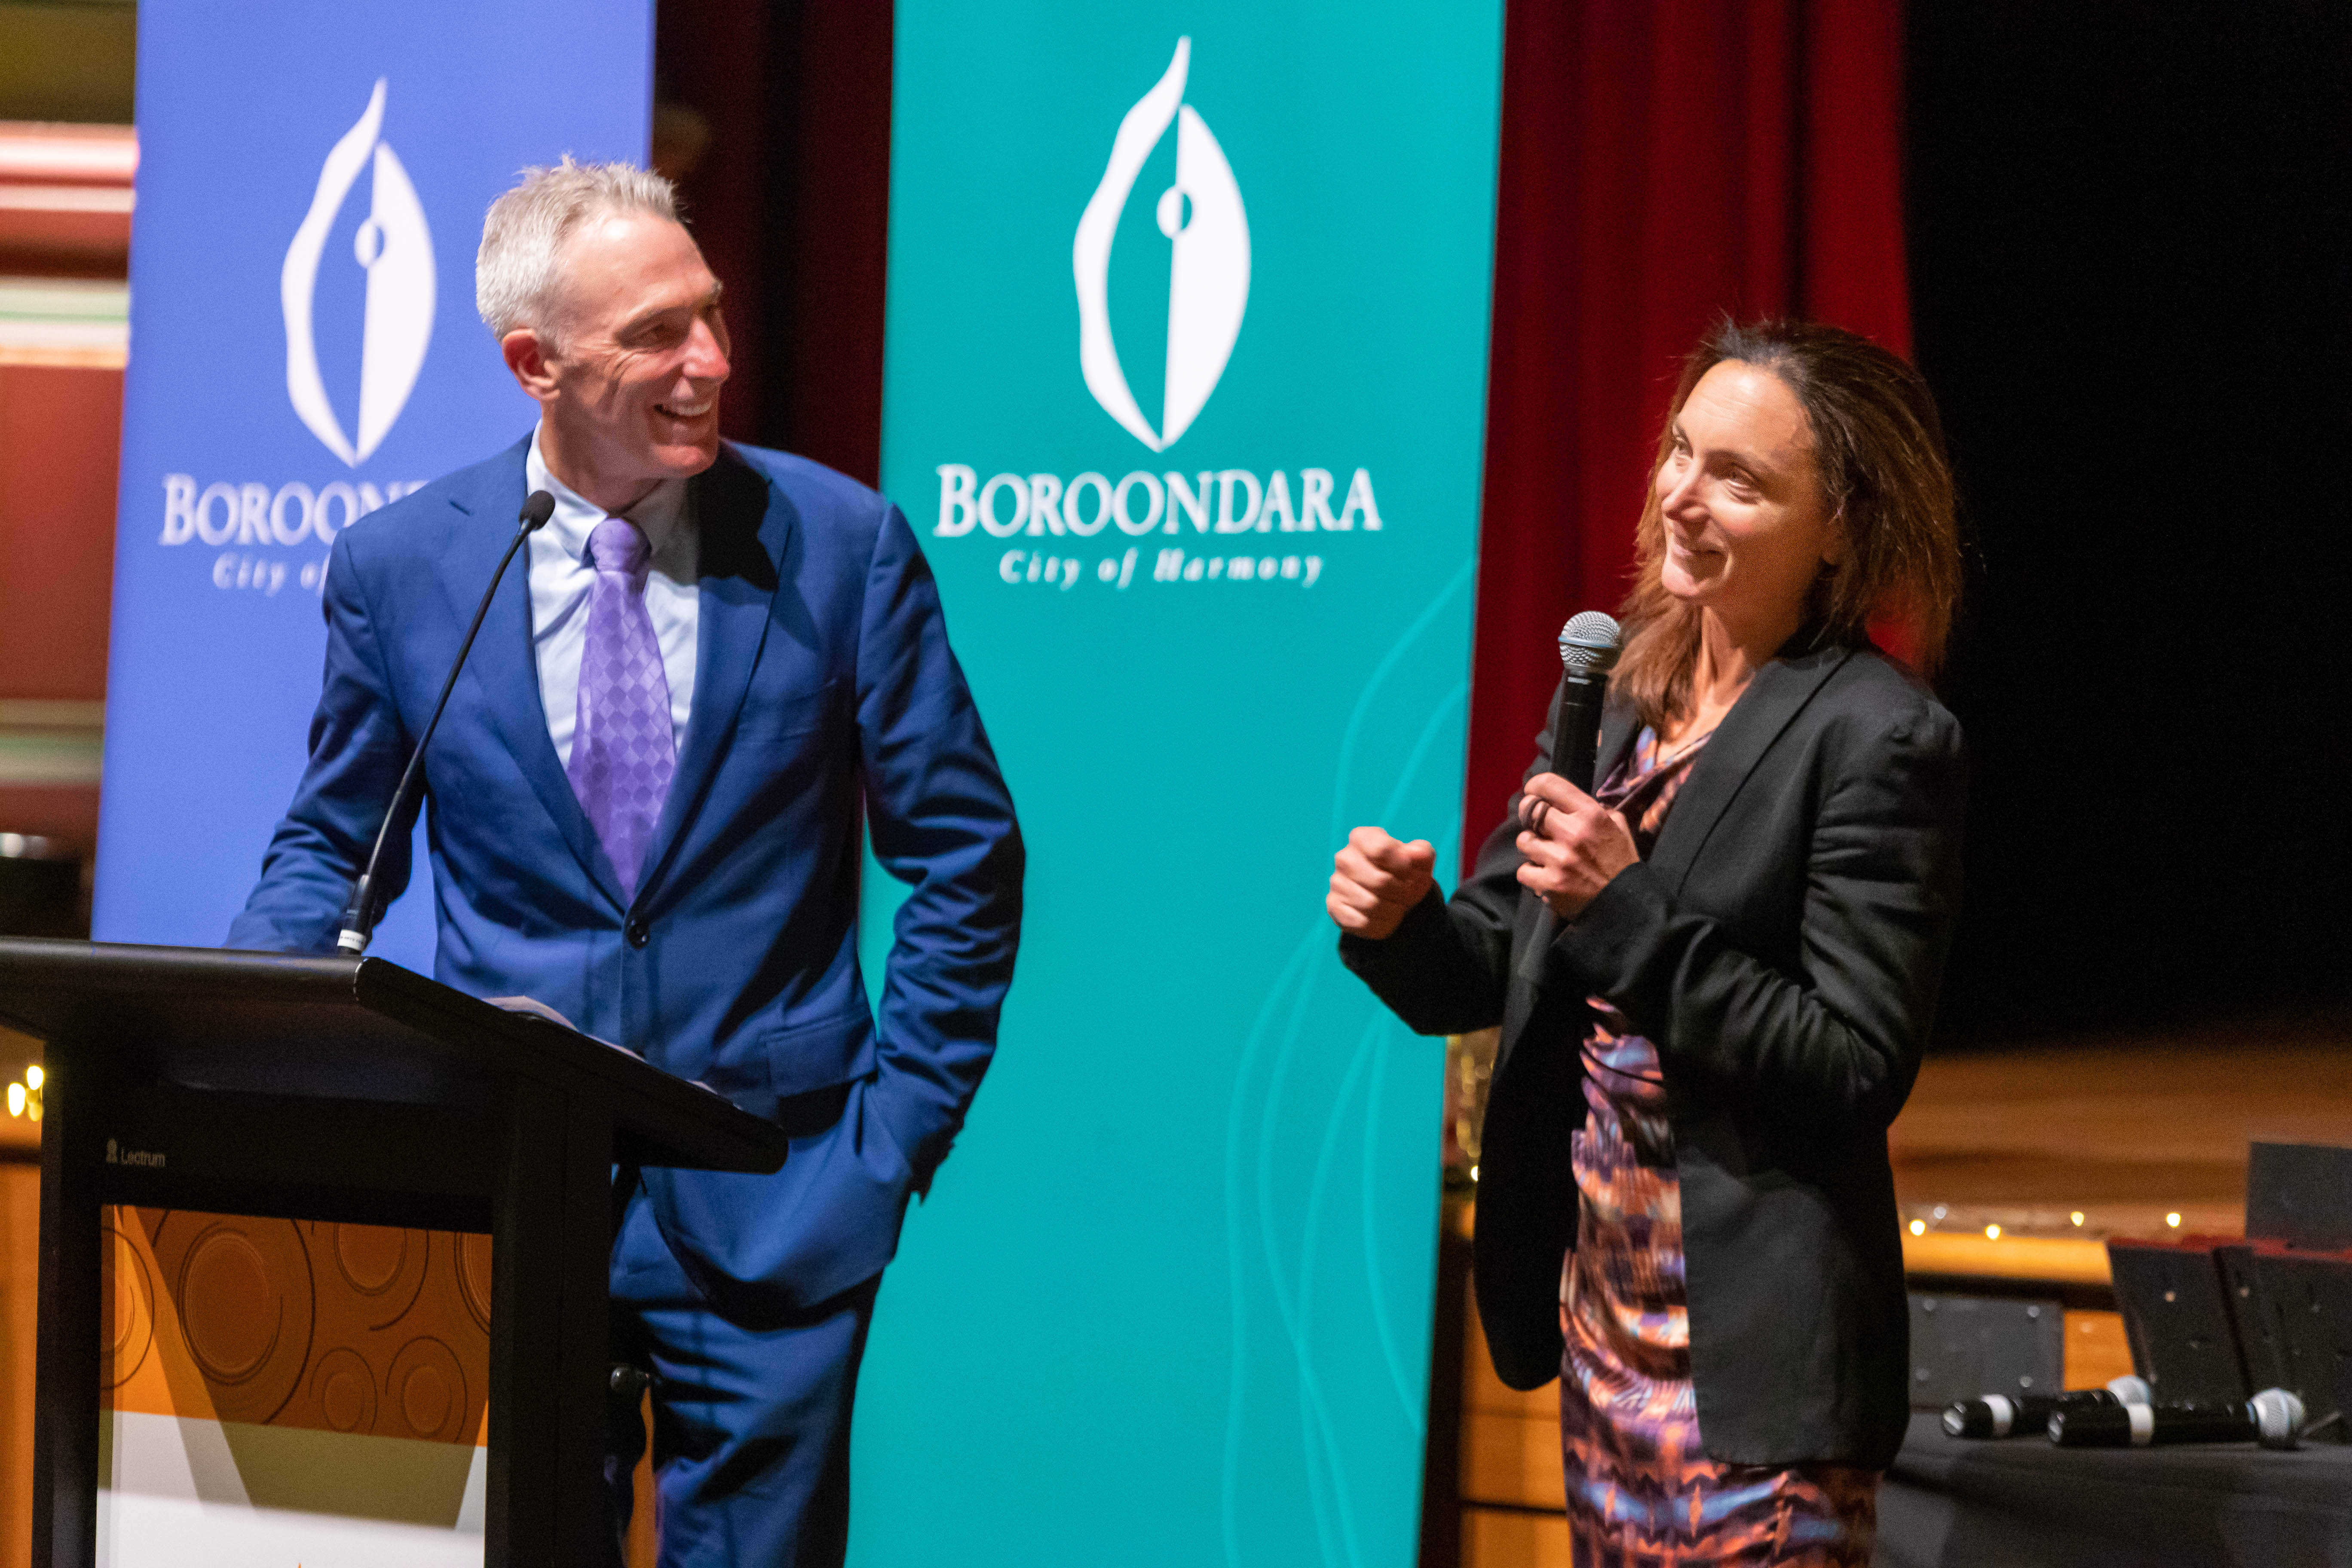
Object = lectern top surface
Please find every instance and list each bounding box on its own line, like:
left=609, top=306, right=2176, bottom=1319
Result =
left=0, top=937, right=787, bottom=1175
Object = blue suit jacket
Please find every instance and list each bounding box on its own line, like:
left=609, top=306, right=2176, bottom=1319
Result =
left=229, top=437, right=1023, bottom=1314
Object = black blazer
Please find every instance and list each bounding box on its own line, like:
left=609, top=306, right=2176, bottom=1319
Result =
left=1341, top=638, right=1964, bottom=1467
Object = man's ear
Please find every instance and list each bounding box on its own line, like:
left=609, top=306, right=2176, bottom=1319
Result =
left=502, top=329, right=559, bottom=400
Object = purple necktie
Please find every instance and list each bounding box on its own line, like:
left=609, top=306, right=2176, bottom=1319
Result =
left=567, top=516, right=675, bottom=901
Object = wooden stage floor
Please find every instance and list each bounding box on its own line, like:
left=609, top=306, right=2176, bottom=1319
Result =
left=1888, top=1007, right=2352, bottom=1241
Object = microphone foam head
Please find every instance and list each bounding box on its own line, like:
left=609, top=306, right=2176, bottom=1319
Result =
left=520, top=490, right=557, bottom=531
left=2250, top=1387, right=2305, bottom=1448
left=1559, top=610, right=1623, bottom=675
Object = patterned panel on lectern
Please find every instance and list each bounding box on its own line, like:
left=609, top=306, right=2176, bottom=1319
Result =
left=104, top=1207, right=490, bottom=1443
left=99, top=1205, right=492, bottom=1562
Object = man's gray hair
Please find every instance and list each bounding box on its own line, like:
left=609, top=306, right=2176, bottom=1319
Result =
left=476, top=156, right=679, bottom=344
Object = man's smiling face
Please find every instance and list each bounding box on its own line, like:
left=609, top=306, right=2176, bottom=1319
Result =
left=510, top=211, right=729, bottom=509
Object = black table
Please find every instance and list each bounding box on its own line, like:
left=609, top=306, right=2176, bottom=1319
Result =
left=1877, top=1410, right=2352, bottom=1567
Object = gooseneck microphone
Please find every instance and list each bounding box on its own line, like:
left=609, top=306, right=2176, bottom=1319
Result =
left=337, top=490, right=556, bottom=955
left=1550, top=610, right=1623, bottom=793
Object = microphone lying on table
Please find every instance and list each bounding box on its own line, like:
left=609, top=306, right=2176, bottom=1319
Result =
left=1946, top=1378, right=2315, bottom=1449
left=2049, top=1387, right=2308, bottom=1450
left=1942, top=1376, right=2151, bottom=1439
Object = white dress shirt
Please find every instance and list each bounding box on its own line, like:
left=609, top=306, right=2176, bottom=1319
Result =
left=526, top=431, right=700, bottom=768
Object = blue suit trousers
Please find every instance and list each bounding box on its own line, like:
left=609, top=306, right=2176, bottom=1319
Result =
left=605, top=1185, right=879, bottom=1568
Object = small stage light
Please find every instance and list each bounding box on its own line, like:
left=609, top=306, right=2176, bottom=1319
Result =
left=2070, top=1211, right=2086, bottom=1226
left=2165, top=1212, right=2182, bottom=1228
left=1908, top=1219, right=1925, bottom=1236
left=6, top=1067, right=40, bottom=1122
left=1985, top=1224, right=2002, bottom=1240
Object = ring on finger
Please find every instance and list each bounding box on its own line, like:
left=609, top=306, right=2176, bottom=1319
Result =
left=1528, top=799, right=1551, bottom=835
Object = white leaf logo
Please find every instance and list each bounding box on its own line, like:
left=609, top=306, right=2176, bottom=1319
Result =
left=1074, top=38, right=1250, bottom=453
left=281, top=79, right=435, bottom=468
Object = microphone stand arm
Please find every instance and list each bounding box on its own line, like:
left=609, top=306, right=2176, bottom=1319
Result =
left=337, top=502, right=549, bottom=954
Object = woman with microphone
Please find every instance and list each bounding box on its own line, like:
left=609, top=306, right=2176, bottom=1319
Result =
left=1330, top=320, right=1964, bottom=1564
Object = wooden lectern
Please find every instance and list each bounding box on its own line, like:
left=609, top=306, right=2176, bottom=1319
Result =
left=0, top=938, right=790, bottom=1568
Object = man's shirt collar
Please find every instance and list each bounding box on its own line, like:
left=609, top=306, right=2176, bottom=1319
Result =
left=526, top=428, right=690, bottom=564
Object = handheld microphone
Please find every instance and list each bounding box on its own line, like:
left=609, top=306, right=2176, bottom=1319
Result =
left=2047, top=1387, right=2305, bottom=1450
left=1514, top=612, right=1624, bottom=965
left=1943, top=1376, right=2151, bottom=1439
left=336, top=490, right=556, bottom=955
left=1549, top=610, right=1623, bottom=793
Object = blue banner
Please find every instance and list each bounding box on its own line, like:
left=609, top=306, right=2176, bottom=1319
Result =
left=95, top=0, right=652, bottom=968
left=858, top=8, right=1504, bottom=1567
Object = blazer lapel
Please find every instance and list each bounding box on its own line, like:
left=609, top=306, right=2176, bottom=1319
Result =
left=633, top=447, right=788, bottom=905
left=437, top=444, right=626, bottom=910
left=1592, top=698, right=1637, bottom=793
left=1643, top=640, right=1856, bottom=898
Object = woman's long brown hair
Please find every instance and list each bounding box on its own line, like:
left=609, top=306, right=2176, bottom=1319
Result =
left=1612, top=319, right=1963, bottom=731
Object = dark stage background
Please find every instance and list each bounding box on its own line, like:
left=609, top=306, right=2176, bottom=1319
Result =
left=1909, top=3, right=2352, bottom=1039
left=651, top=0, right=2352, bottom=1046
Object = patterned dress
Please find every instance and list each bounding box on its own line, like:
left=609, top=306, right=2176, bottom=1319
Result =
left=1556, top=727, right=1877, bottom=1566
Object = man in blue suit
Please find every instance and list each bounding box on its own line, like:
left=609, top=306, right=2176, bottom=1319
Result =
left=230, top=159, right=1023, bottom=1565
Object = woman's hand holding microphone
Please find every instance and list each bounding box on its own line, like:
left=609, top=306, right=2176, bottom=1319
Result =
left=1329, top=774, right=1638, bottom=940
left=1513, top=772, right=1638, bottom=918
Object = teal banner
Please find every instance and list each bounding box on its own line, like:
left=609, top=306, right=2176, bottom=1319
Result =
left=857, top=8, right=1503, bottom=1566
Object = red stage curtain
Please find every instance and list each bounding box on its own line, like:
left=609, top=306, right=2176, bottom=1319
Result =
left=1464, top=0, right=1912, bottom=861
left=656, top=0, right=894, bottom=485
